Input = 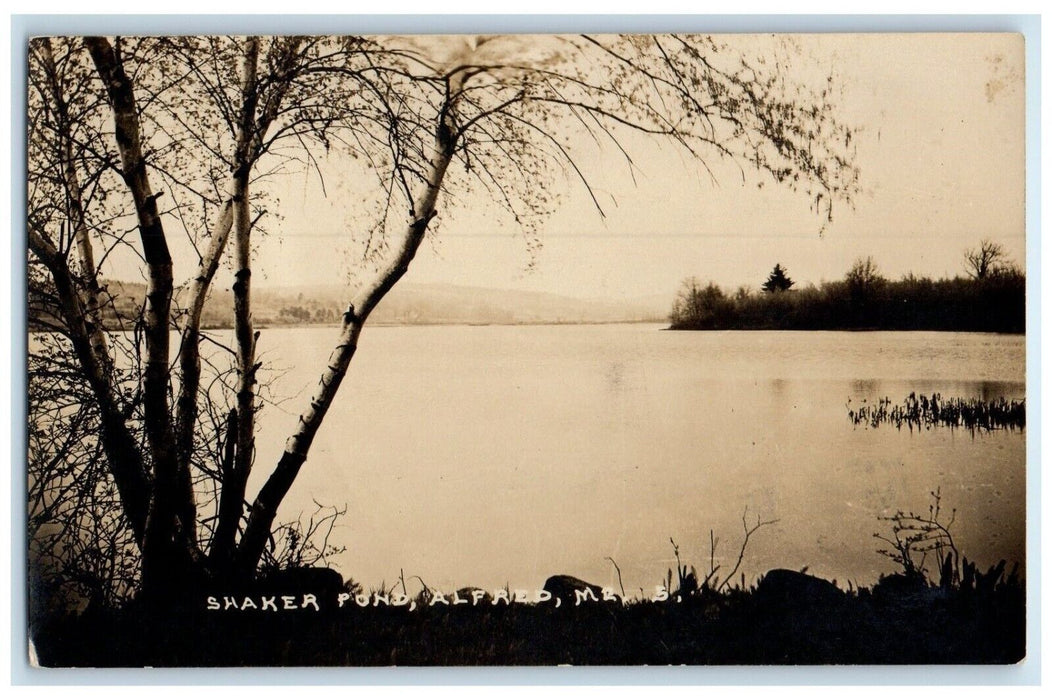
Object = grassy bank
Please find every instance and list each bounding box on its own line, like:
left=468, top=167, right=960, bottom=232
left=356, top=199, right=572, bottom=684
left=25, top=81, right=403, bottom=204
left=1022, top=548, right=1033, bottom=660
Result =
left=31, top=490, right=1026, bottom=667
left=32, top=564, right=1024, bottom=666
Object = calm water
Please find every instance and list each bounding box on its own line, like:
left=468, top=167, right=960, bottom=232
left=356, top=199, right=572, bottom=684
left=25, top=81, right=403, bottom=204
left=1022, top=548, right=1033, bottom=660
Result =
left=245, top=325, right=1026, bottom=595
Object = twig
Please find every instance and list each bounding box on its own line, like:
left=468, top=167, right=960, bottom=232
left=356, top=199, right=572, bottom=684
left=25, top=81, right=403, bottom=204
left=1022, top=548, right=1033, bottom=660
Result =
left=709, top=528, right=719, bottom=581
left=410, top=574, right=431, bottom=597
left=718, top=507, right=779, bottom=592
left=606, top=556, right=625, bottom=598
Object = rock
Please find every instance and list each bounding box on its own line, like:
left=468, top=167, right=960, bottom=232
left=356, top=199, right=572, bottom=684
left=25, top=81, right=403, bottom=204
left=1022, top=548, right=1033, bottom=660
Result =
left=254, top=567, right=347, bottom=596
left=455, top=587, right=492, bottom=604
left=872, top=572, right=924, bottom=594
left=196, top=567, right=349, bottom=612
left=755, top=569, right=846, bottom=607
left=542, top=575, right=609, bottom=605
left=871, top=572, right=944, bottom=606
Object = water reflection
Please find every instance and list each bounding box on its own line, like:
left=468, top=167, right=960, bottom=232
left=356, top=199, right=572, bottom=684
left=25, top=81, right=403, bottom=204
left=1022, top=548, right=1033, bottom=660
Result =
left=852, top=379, right=881, bottom=395
left=974, top=380, right=1025, bottom=401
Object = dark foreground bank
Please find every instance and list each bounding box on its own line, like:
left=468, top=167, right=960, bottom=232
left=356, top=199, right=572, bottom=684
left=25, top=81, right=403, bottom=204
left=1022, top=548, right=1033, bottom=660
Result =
left=31, top=568, right=1024, bottom=667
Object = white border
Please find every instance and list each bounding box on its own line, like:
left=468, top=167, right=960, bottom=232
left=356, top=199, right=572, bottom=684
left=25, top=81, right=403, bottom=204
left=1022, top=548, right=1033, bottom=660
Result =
left=4, top=12, right=1043, bottom=687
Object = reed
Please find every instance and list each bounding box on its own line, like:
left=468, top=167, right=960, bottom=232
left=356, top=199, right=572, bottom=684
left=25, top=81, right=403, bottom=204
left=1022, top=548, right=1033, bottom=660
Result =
left=847, top=393, right=1025, bottom=433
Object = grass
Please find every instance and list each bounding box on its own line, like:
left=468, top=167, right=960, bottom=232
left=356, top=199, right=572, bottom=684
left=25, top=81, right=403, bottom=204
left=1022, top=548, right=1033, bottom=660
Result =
left=31, top=496, right=1025, bottom=667
left=31, top=569, right=1024, bottom=666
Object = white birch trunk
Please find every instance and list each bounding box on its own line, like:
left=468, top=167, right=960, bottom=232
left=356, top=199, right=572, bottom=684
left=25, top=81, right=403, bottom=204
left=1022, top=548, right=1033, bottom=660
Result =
left=174, top=201, right=233, bottom=475
left=211, top=37, right=263, bottom=567
left=235, top=110, right=458, bottom=573
left=86, top=36, right=200, bottom=594
left=39, top=38, right=113, bottom=373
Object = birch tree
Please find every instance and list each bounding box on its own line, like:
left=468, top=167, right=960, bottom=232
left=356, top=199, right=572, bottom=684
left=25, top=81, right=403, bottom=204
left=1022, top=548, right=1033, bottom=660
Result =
left=27, top=33, right=859, bottom=602
left=29, top=35, right=386, bottom=599
left=28, top=37, right=154, bottom=609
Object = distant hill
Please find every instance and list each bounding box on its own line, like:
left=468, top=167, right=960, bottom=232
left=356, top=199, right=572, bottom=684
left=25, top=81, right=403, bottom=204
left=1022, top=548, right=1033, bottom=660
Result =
left=68, top=280, right=669, bottom=328
left=286, top=282, right=668, bottom=326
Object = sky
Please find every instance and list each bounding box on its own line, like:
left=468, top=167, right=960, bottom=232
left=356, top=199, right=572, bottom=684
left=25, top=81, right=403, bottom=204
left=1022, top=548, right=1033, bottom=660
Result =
left=109, top=33, right=1027, bottom=302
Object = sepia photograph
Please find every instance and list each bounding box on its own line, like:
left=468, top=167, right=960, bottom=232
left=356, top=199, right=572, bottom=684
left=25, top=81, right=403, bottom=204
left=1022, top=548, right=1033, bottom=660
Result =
left=23, top=26, right=1028, bottom=667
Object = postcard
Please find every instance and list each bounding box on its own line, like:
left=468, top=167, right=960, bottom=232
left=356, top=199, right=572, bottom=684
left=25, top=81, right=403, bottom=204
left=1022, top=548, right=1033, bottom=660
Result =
left=24, top=30, right=1026, bottom=667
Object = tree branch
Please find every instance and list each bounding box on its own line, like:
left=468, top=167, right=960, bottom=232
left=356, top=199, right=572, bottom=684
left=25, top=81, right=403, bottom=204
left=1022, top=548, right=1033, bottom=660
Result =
left=28, top=226, right=151, bottom=542
left=85, top=35, right=200, bottom=593
left=234, top=95, right=459, bottom=575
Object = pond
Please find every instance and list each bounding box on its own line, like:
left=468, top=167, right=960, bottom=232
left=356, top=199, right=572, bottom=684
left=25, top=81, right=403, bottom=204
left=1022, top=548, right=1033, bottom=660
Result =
left=245, top=325, right=1026, bottom=596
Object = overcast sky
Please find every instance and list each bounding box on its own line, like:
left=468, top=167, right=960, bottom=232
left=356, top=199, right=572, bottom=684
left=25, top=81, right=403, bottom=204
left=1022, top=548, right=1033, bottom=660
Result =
left=103, top=33, right=1026, bottom=301
left=251, top=33, right=1025, bottom=300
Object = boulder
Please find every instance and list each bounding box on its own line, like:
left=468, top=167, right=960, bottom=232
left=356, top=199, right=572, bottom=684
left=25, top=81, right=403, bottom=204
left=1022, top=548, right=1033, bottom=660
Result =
left=755, top=569, right=846, bottom=607
left=454, top=587, right=492, bottom=605
left=254, top=567, right=347, bottom=597
left=871, top=572, right=944, bottom=606
left=542, top=574, right=608, bottom=605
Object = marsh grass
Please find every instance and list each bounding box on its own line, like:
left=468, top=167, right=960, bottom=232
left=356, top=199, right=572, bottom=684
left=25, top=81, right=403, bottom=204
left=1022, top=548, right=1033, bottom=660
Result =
left=848, top=393, right=1025, bottom=433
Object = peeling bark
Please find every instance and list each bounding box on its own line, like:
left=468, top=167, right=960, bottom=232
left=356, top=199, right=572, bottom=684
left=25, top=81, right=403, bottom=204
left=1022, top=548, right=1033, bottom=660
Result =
left=174, top=200, right=234, bottom=468
left=210, top=37, right=261, bottom=568
left=173, top=200, right=234, bottom=566
left=37, top=38, right=112, bottom=373
left=85, top=36, right=199, bottom=595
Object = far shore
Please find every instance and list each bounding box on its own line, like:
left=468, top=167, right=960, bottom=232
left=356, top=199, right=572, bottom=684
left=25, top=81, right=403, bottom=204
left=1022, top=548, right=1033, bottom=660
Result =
left=184, top=320, right=1023, bottom=333
left=199, top=318, right=667, bottom=331
left=28, top=320, right=1026, bottom=334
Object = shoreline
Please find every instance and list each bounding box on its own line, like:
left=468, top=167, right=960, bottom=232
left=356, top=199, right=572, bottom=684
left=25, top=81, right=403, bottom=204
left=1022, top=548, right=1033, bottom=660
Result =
left=31, top=561, right=1026, bottom=666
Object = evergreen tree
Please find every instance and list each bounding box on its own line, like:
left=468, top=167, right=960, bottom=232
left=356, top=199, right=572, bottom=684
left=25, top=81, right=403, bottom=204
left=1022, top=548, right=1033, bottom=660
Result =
left=762, top=264, right=795, bottom=293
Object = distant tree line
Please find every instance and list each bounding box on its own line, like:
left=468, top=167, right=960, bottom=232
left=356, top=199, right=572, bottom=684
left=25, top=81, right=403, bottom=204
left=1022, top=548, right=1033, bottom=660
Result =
left=670, top=241, right=1024, bottom=333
